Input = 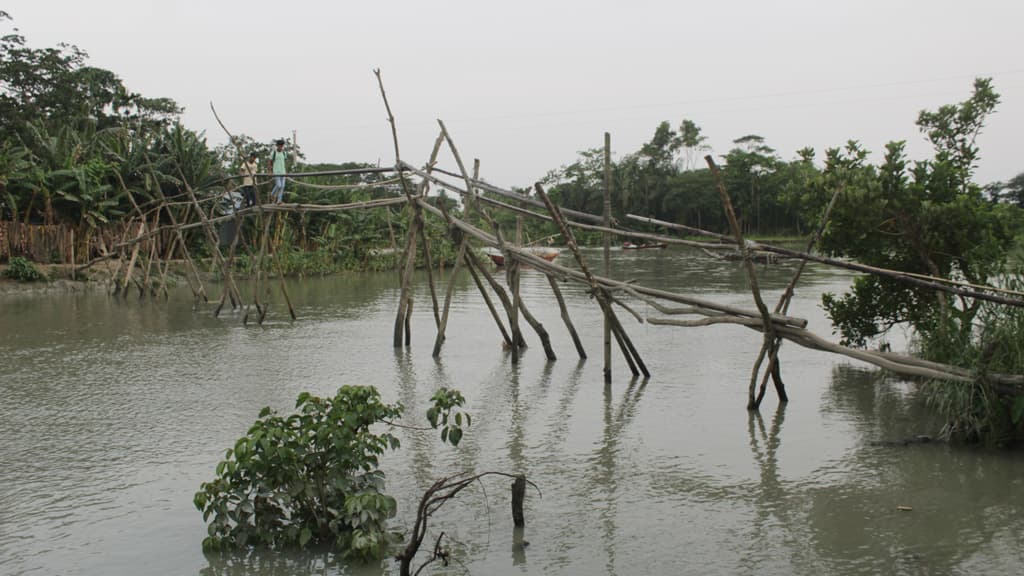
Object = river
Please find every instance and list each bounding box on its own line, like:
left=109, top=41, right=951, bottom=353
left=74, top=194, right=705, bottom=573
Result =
left=1, top=246, right=1022, bottom=575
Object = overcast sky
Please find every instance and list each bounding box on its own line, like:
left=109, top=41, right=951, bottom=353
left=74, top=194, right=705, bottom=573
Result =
left=5, top=0, right=1023, bottom=188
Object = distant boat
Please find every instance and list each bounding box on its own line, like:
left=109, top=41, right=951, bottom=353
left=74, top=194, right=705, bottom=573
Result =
left=622, top=240, right=667, bottom=250
left=486, top=247, right=560, bottom=267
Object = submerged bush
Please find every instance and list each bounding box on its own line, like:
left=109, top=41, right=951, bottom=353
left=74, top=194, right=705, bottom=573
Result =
left=195, top=385, right=469, bottom=558
left=2, top=256, right=45, bottom=282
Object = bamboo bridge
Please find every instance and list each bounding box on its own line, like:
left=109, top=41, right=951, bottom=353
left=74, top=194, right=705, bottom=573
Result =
left=82, top=72, right=1024, bottom=411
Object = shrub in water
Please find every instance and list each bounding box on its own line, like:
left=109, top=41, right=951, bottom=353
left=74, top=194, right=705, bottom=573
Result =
left=194, top=385, right=469, bottom=559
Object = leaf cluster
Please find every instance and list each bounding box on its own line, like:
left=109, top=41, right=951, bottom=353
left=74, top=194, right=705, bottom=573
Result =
left=194, top=386, right=403, bottom=559
left=2, top=255, right=45, bottom=281
left=815, top=80, right=1015, bottom=347
left=425, top=387, right=470, bottom=447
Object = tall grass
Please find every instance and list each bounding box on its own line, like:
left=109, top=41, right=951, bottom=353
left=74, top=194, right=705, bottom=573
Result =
left=918, top=273, right=1024, bottom=445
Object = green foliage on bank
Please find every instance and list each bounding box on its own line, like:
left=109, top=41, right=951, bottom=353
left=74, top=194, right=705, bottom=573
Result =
left=2, top=256, right=45, bottom=281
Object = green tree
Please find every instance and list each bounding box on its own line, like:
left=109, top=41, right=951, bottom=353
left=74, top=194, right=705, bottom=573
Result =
left=543, top=147, right=606, bottom=214
left=818, top=79, right=1014, bottom=349
left=722, top=135, right=781, bottom=235
left=678, top=118, right=709, bottom=171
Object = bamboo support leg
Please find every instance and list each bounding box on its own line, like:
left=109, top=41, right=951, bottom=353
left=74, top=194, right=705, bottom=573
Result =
left=706, top=156, right=778, bottom=410
left=393, top=218, right=421, bottom=347
left=547, top=275, right=586, bottom=359
left=465, top=249, right=525, bottom=348
left=516, top=293, right=556, bottom=361
left=603, top=132, right=613, bottom=382
left=510, top=261, right=522, bottom=364
left=420, top=227, right=442, bottom=330
left=606, top=301, right=648, bottom=377
left=534, top=182, right=647, bottom=380
left=432, top=239, right=468, bottom=357
left=404, top=297, right=413, bottom=347
left=464, top=251, right=513, bottom=347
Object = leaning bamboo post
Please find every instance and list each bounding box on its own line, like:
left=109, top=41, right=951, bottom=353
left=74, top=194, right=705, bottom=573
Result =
left=121, top=221, right=145, bottom=298
left=139, top=209, right=162, bottom=298
left=155, top=233, right=180, bottom=301
left=165, top=200, right=206, bottom=305
left=436, top=120, right=528, bottom=356
left=548, top=275, right=587, bottom=359
left=394, top=217, right=421, bottom=346
left=464, top=250, right=513, bottom=347
left=107, top=225, right=131, bottom=295
left=516, top=290, right=557, bottom=360
left=753, top=184, right=844, bottom=405
left=510, top=184, right=527, bottom=363
left=180, top=173, right=245, bottom=314
left=434, top=190, right=515, bottom=349
left=535, top=183, right=647, bottom=378
left=509, top=259, right=522, bottom=363
left=374, top=69, right=423, bottom=347
left=70, top=228, right=76, bottom=281
left=420, top=228, right=441, bottom=330
left=142, top=159, right=211, bottom=305
left=420, top=132, right=448, bottom=323
left=140, top=226, right=158, bottom=298
left=271, top=242, right=297, bottom=321
left=404, top=298, right=413, bottom=347
left=432, top=238, right=469, bottom=357
left=603, top=132, right=613, bottom=382
left=706, top=155, right=778, bottom=410
left=464, top=247, right=526, bottom=348
left=258, top=215, right=288, bottom=324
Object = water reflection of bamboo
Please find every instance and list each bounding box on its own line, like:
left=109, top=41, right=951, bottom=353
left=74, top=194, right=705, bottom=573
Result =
left=747, top=404, right=788, bottom=557
left=563, top=379, right=647, bottom=576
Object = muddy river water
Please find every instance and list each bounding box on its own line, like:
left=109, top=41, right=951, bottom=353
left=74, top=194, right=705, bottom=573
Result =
left=2, top=247, right=1022, bottom=575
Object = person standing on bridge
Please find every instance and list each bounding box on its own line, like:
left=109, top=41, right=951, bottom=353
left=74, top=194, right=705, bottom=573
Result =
left=240, top=151, right=258, bottom=207
left=269, top=139, right=287, bottom=204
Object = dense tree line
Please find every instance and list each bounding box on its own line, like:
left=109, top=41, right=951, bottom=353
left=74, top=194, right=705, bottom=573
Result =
left=0, top=12, right=422, bottom=271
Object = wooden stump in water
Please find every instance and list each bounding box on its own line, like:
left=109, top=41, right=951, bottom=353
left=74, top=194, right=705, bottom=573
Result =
left=511, top=474, right=526, bottom=527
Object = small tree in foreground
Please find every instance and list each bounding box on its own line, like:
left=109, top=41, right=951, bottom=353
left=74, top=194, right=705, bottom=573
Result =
left=194, top=385, right=468, bottom=559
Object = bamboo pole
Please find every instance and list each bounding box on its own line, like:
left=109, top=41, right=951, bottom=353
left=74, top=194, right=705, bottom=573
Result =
left=373, top=69, right=421, bottom=347
left=413, top=196, right=808, bottom=330
left=178, top=170, right=245, bottom=315
left=535, top=183, right=647, bottom=378
left=120, top=222, right=145, bottom=299
left=706, top=155, right=777, bottom=410
left=420, top=227, right=441, bottom=330
left=548, top=275, right=586, bottom=359
left=510, top=259, right=522, bottom=364
left=464, top=251, right=513, bottom=347
left=430, top=159, right=514, bottom=350
left=140, top=158, right=208, bottom=306
left=603, top=132, right=613, bottom=382
left=393, top=216, right=420, bottom=346
left=463, top=247, right=526, bottom=348
left=70, top=228, right=75, bottom=281
left=626, top=214, right=1024, bottom=308
left=754, top=184, right=844, bottom=405
left=432, top=238, right=468, bottom=357
left=517, top=290, right=556, bottom=361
